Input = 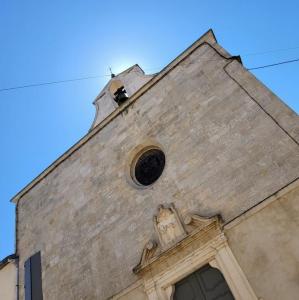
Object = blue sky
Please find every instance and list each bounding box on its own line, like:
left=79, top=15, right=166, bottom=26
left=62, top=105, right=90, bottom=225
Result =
left=1, top=0, right=298, bottom=260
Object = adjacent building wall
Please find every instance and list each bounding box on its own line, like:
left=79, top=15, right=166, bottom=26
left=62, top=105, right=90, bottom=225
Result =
left=0, top=261, right=16, bottom=300
left=16, top=32, right=299, bottom=299
left=226, top=180, right=299, bottom=300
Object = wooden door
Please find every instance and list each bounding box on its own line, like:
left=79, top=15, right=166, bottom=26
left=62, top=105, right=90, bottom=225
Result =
left=173, top=264, right=234, bottom=300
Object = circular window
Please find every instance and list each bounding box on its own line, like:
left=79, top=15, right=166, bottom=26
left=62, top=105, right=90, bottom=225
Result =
left=132, top=148, right=165, bottom=186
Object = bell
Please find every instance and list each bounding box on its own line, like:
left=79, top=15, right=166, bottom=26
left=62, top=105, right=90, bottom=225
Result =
left=114, top=86, right=129, bottom=105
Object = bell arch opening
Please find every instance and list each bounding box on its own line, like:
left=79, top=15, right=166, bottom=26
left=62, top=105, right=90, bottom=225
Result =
left=109, top=80, right=129, bottom=105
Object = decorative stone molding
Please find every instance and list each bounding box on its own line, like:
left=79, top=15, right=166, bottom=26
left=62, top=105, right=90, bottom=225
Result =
left=154, top=204, right=187, bottom=250
left=183, top=212, right=222, bottom=232
left=133, top=204, right=258, bottom=300
left=132, top=241, right=158, bottom=274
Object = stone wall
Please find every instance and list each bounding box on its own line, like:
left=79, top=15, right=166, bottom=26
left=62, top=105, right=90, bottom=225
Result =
left=17, top=35, right=299, bottom=299
left=226, top=181, right=299, bottom=300
left=109, top=282, right=147, bottom=300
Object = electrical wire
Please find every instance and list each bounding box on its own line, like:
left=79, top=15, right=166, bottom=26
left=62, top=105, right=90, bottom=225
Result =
left=247, top=58, right=299, bottom=70
left=0, top=56, right=299, bottom=93
left=0, top=74, right=110, bottom=92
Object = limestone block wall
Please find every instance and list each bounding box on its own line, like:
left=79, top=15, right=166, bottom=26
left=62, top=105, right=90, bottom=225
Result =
left=110, top=282, right=147, bottom=300
left=16, top=37, right=299, bottom=299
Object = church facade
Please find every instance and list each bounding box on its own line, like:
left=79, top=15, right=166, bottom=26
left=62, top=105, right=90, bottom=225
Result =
left=4, top=29, right=299, bottom=299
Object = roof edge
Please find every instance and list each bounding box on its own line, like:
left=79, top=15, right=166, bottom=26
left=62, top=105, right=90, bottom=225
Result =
left=11, top=29, right=229, bottom=204
left=0, top=254, right=18, bottom=270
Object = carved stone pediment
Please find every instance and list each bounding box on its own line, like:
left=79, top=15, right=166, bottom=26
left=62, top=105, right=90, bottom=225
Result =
left=132, top=240, right=158, bottom=274
left=183, top=213, right=222, bottom=232
left=133, top=204, right=222, bottom=275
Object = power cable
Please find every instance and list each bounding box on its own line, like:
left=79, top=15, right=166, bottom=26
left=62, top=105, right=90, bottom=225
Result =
left=0, top=74, right=110, bottom=92
left=248, top=58, right=299, bottom=70
left=0, top=57, right=299, bottom=93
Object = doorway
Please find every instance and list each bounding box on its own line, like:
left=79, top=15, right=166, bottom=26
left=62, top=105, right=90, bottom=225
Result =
left=173, top=264, right=234, bottom=300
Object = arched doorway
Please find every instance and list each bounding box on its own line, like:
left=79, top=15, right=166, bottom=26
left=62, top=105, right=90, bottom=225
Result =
left=174, top=264, right=234, bottom=300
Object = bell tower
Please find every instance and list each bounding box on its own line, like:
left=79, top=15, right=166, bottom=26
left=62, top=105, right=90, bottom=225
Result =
left=90, top=64, right=153, bottom=129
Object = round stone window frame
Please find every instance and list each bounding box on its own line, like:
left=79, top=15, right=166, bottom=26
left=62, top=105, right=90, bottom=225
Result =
left=126, top=143, right=166, bottom=189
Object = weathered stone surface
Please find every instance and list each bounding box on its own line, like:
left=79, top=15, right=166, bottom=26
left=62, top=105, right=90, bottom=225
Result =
left=16, top=32, right=299, bottom=299
left=226, top=182, right=299, bottom=300
left=110, top=283, right=147, bottom=300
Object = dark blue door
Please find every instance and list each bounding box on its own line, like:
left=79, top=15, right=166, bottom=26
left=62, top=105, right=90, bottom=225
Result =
left=24, top=252, right=43, bottom=300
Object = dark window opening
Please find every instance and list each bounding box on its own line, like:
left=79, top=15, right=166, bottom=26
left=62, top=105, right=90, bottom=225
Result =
left=24, top=252, right=43, bottom=300
left=114, top=86, right=129, bottom=105
left=134, top=148, right=165, bottom=186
